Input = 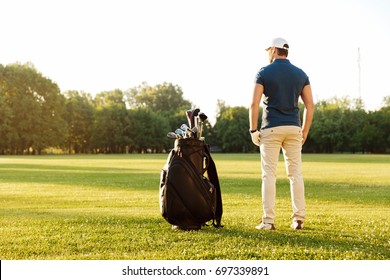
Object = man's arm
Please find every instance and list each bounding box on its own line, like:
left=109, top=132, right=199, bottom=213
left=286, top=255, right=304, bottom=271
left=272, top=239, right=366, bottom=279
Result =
left=249, top=83, right=263, bottom=131
left=300, top=85, right=314, bottom=145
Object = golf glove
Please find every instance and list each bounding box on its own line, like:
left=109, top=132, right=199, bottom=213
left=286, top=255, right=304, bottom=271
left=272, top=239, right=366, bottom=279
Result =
left=250, top=130, right=261, bottom=146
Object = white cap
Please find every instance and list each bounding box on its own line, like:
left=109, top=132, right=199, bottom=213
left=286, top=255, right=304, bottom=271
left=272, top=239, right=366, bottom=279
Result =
left=266, top=38, right=289, bottom=50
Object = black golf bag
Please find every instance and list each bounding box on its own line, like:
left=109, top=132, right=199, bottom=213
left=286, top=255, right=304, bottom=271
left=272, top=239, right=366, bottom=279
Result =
left=159, top=138, right=223, bottom=230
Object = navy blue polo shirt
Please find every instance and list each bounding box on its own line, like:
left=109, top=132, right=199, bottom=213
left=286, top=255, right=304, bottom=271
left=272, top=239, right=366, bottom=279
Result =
left=255, top=59, right=310, bottom=129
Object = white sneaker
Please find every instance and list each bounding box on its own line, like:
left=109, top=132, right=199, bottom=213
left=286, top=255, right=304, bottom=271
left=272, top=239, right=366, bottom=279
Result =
left=255, top=223, right=275, bottom=230
left=291, top=220, right=304, bottom=230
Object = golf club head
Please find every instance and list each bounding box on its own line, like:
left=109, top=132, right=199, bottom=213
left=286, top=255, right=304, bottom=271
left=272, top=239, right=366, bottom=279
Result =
left=198, top=112, right=208, bottom=122
left=180, top=124, right=194, bottom=138
left=167, top=132, right=178, bottom=139
left=197, top=112, right=207, bottom=139
left=175, top=128, right=185, bottom=138
left=191, top=108, right=200, bottom=128
left=191, top=126, right=198, bottom=139
left=180, top=124, right=190, bottom=132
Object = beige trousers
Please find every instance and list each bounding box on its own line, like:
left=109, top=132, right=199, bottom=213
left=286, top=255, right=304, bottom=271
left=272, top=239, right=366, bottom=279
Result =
left=259, top=126, right=305, bottom=224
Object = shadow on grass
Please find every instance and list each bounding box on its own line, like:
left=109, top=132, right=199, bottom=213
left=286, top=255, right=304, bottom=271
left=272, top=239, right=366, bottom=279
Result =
left=301, top=154, right=390, bottom=164
left=0, top=163, right=154, bottom=174
left=177, top=223, right=390, bottom=260
left=2, top=207, right=389, bottom=260
left=0, top=163, right=161, bottom=190
left=96, top=214, right=389, bottom=260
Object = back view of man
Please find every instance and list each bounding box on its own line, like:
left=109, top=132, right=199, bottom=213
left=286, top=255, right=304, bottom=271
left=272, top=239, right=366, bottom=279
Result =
left=249, top=38, right=314, bottom=230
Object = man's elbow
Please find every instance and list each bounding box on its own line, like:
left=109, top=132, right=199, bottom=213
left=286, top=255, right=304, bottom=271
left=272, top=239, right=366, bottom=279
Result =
left=250, top=101, right=258, bottom=111
left=307, top=102, right=315, bottom=112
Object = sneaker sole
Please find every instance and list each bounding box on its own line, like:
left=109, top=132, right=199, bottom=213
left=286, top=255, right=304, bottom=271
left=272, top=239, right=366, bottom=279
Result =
left=291, top=221, right=304, bottom=230
left=255, top=224, right=275, bottom=230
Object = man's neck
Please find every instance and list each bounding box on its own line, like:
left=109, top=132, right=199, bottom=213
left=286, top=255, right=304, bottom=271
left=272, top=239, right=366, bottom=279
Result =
left=272, top=55, right=287, bottom=63
left=274, top=55, right=287, bottom=60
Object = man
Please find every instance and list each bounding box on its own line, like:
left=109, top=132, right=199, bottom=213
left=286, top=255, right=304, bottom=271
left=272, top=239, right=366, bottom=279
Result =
left=249, top=38, right=314, bottom=230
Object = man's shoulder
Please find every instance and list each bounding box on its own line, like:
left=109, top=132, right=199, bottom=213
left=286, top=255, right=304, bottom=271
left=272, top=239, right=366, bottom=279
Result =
left=288, top=61, right=307, bottom=74
left=258, top=63, right=275, bottom=74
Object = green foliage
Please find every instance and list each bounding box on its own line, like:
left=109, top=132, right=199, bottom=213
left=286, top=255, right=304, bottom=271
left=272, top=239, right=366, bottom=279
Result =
left=0, top=154, right=389, bottom=259
left=1, top=62, right=390, bottom=154
left=213, top=106, right=253, bottom=152
left=64, top=91, right=95, bottom=153
left=95, top=89, right=126, bottom=108
left=127, top=108, right=171, bottom=153
left=92, top=106, right=130, bottom=153
left=0, top=94, right=15, bottom=151
left=0, top=63, right=67, bottom=154
left=304, top=97, right=390, bottom=153
left=0, top=64, right=190, bottom=154
left=382, top=96, right=390, bottom=107
left=127, top=82, right=192, bottom=112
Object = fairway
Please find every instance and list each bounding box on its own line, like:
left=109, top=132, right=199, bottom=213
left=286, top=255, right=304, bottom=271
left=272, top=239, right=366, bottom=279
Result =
left=0, top=153, right=389, bottom=260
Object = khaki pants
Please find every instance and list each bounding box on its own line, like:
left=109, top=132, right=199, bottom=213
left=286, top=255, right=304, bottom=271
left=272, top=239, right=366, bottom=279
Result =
left=259, top=126, right=305, bottom=224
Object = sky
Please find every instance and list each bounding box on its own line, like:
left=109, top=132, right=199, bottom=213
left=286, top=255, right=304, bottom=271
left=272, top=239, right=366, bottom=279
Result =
left=2, top=0, right=390, bottom=123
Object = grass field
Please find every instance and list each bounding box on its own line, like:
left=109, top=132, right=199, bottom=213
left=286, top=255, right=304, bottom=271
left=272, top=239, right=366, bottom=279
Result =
left=0, top=153, right=389, bottom=260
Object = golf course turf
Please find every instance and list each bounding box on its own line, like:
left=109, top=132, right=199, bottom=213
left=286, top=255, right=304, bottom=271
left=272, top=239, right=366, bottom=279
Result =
left=0, top=153, right=389, bottom=260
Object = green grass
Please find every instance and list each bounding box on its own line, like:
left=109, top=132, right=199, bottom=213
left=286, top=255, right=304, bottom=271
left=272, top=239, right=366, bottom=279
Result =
left=0, top=153, right=389, bottom=260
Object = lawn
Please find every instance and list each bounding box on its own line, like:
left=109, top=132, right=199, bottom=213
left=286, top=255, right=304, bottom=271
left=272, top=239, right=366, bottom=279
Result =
left=0, top=153, right=389, bottom=260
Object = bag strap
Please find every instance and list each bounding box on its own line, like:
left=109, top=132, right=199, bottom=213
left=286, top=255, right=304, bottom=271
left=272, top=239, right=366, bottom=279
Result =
left=204, top=145, right=223, bottom=228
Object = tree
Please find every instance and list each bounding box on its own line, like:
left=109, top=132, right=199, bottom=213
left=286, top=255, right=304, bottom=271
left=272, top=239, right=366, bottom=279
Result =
left=352, top=97, right=365, bottom=111
left=0, top=94, right=15, bottom=154
left=377, top=105, right=390, bottom=151
left=340, top=109, right=367, bottom=153
left=213, top=106, right=252, bottom=152
left=125, top=82, right=193, bottom=147
left=64, top=91, right=95, bottom=153
left=302, top=96, right=390, bottom=154
left=364, top=110, right=388, bottom=153
left=95, top=89, right=126, bottom=108
left=382, top=96, right=390, bottom=107
left=91, top=90, right=130, bottom=153
left=215, top=99, right=229, bottom=120
left=306, top=100, right=344, bottom=153
left=0, top=63, right=67, bottom=154
left=126, top=82, right=192, bottom=112
left=128, top=108, right=170, bottom=153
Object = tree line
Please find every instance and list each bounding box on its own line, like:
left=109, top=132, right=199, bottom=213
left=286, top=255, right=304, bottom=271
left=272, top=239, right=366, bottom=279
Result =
left=1, top=63, right=389, bottom=154
left=211, top=98, right=390, bottom=154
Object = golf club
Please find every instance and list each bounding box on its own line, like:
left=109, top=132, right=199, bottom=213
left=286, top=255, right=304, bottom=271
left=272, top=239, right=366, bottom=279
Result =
left=175, top=128, right=185, bottom=138
left=191, top=108, right=200, bottom=129
left=186, top=109, right=194, bottom=128
left=198, top=112, right=208, bottom=139
left=180, top=124, right=194, bottom=138
left=167, top=132, right=179, bottom=139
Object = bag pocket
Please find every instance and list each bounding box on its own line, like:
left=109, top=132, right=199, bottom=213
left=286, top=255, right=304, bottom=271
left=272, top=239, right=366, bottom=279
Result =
left=164, top=156, right=215, bottom=226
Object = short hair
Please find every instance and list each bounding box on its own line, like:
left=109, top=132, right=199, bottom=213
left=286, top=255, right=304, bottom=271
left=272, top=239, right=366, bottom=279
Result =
left=276, top=44, right=289, bottom=57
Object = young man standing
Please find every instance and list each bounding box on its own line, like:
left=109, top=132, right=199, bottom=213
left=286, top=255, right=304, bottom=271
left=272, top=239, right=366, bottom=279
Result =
left=249, top=38, right=314, bottom=230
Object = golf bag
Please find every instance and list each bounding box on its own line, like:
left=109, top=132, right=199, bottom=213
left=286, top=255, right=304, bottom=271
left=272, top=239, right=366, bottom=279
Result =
left=159, top=138, right=223, bottom=229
